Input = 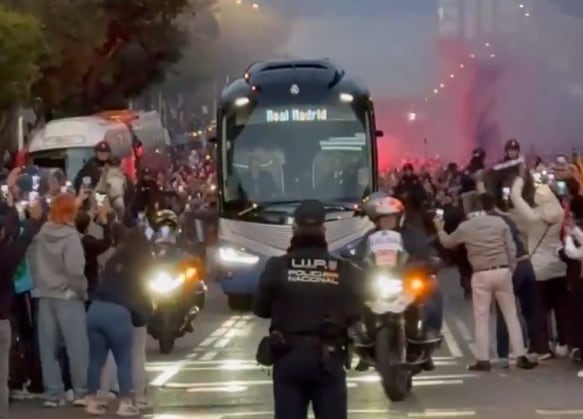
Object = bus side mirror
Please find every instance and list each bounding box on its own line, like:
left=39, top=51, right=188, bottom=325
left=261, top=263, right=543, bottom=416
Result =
left=375, top=130, right=384, bottom=138
left=208, top=136, right=217, bottom=144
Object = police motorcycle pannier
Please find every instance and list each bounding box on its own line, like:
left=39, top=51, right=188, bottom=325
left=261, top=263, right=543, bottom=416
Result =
left=144, top=209, right=207, bottom=354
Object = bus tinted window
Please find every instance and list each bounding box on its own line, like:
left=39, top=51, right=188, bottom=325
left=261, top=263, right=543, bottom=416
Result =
left=223, top=103, right=372, bottom=206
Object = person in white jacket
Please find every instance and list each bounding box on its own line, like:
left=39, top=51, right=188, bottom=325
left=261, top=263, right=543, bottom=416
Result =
left=562, top=223, right=583, bottom=377
left=510, top=175, right=568, bottom=359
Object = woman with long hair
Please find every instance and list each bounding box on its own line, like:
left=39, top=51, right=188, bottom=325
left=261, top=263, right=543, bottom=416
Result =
left=85, top=227, right=153, bottom=416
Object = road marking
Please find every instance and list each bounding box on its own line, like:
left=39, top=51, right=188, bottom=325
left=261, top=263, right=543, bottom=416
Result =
left=234, top=320, right=248, bottom=328
left=408, top=411, right=476, bottom=417
left=214, top=337, right=231, bottom=348
left=211, top=328, right=227, bottom=337
left=454, top=318, right=473, bottom=341
left=150, top=360, right=189, bottom=386
left=225, top=328, right=239, bottom=338
left=536, top=410, right=583, bottom=416
left=199, top=351, right=218, bottom=361
left=163, top=377, right=466, bottom=388
left=442, top=321, right=463, bottom=358
left=171, top=410, right=476, bottom=418
left=198, top=337, right=217, bottom=347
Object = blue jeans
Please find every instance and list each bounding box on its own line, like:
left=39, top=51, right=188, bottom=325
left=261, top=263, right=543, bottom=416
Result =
left=37, top=298, right=89, bottom=401
left=496, top=260, right=545, bottom=358
left=87, top=301, right=133, bottom=398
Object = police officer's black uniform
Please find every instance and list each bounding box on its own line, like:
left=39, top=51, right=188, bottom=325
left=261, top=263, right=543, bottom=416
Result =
left=253, top=200, right=360, bottom=419
left=73, top=141, right=112, bottom=192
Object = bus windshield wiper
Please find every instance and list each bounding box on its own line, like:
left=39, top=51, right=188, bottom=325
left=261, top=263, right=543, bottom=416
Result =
left=237, top=199, right=362, bottom=217
left=237, top=200, right=303, bottom=216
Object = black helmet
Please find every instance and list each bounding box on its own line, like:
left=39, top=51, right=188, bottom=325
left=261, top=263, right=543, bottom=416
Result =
left=504, top=138, right=520, bottom=152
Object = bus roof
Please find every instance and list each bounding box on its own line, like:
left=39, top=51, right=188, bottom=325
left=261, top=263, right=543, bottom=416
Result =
left=219, top=58, right=370, bottom=106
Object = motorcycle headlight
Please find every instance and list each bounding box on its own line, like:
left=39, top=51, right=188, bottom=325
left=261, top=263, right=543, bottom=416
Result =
left=218, top=247, right=259, bottom=265
left=375, top=275, right=403, bottom=299
left=148, top=272, right=185, bottom=294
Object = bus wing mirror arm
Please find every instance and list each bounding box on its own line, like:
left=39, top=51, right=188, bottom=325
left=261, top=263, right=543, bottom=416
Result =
left=375, top=130, right=384, bottom=138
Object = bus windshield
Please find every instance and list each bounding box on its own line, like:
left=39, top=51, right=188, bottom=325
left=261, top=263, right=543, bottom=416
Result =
left=30, top=147, right=94, bottom=180
left=222, top=103, right=373, bottom=211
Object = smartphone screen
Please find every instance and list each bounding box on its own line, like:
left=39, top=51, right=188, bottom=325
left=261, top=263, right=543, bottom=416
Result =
left=557, top=181, right=567, bottom=195
left=435, top=208, right=444, bottom=219
left=95, top=193, right=106, bottom=206
left=502, top=187, right=510, bottom=200
left=82, top=176, right=91, bottom=186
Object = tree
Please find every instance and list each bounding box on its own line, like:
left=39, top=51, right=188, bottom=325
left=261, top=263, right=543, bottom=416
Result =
left=0, top=4, right=45, bottom=158
left=9, top=0, right=215, bottom=115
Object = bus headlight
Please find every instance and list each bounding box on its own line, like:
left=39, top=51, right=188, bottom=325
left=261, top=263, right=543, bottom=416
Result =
left=218, top=247, right=259, bottom=265
left=148, top=272, right=185, bottom=294
left=375, top=275, right=403, bottom=299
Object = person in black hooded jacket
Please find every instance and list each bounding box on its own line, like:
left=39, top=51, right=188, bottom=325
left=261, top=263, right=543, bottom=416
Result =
left=85, top=228, right=153, bottom=416
left=0, top=197, right=42, bottom=417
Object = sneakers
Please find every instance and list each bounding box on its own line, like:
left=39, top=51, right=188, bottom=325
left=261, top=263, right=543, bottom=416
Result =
left=554, top=344, right=569, bottom=358
left=65, top=389, right=75, bottom=402
left=136, top=399, right=151, bottom=410
left=516, top=356, right=537, bottom=369
left=467, top=360, right=491, bottom=371
left=86, top=397, right=107, bottom=416
left=73, top=397, right=87, bottom=407
left=43, top=399, right=65, bottom=408
left=116, top=400, right=140, bottom=416
left=498, top=358, right=510, bottom=369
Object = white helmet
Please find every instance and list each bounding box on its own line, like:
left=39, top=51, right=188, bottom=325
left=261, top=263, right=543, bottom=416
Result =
left=363, top=192, right=405, bottom=221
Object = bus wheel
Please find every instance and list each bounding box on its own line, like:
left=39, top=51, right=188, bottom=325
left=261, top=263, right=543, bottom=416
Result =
left=228, top=295, right=253, bottom=311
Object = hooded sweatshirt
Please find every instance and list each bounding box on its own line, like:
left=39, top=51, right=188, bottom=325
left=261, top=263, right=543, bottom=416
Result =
left=28, top=222, right=87, bottom=300
left=511, top=177, right=566, bottom=281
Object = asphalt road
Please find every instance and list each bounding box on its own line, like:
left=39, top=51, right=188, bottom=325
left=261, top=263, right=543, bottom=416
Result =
left=12, top=268, right=583, bottom=418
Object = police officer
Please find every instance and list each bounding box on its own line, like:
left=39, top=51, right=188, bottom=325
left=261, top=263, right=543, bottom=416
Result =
left=253, top=200, right=360, bottom=419
left=503, top=138, right=521, bottom=161
left=73, top=140, right=112, bottom=192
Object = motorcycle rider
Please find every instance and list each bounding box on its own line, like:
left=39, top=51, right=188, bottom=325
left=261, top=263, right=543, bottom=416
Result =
left=132, top=167, right=163, bottom=220
left=351, top=193, right=443, bottom=370
left=73, top=141, right=112, bottom=192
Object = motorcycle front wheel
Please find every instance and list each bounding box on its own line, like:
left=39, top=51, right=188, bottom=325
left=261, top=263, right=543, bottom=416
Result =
left=375, top=326, right=412, bottom=401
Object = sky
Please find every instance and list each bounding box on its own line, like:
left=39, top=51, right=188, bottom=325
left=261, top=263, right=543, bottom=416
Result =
left=263, top=0, right=438, bottom=98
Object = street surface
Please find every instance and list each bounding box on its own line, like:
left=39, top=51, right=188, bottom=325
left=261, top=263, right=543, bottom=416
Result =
left=11, top=268, right=583, bottom=418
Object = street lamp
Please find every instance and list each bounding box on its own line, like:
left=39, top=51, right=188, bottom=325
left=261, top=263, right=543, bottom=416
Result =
left=252, top=3, right=259, bottom=9
left=407, top=112, right=417, bottom=122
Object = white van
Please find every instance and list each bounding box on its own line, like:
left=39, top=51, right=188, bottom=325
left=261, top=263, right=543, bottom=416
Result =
left=27, top=116, right=135, bottom=180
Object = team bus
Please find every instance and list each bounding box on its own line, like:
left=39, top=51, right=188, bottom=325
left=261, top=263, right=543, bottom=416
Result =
left=213, top=59, right=382, bottom=310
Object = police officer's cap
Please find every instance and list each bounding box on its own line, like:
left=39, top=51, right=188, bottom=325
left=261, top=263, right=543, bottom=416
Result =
left=293, top=200, right=326, bottom=227
left=94, top=141, right=111, bottom=153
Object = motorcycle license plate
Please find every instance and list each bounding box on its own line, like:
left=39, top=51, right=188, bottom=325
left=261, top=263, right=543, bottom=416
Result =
left=367, top=294, right=413, bottom=314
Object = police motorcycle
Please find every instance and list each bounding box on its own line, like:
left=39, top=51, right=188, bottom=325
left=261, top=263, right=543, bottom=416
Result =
left=143, top=209, right=207, bottom=354
left=345, top=195, right=441, bottom=402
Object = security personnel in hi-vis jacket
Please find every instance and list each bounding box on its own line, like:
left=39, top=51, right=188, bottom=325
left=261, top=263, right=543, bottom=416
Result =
left=253, top=200, right=361, bottom=419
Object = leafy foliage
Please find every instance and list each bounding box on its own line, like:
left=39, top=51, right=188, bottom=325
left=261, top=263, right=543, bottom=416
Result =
left=4, top=0, right=215, bottom=114
left=0, top=4, right=45, bottom=109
